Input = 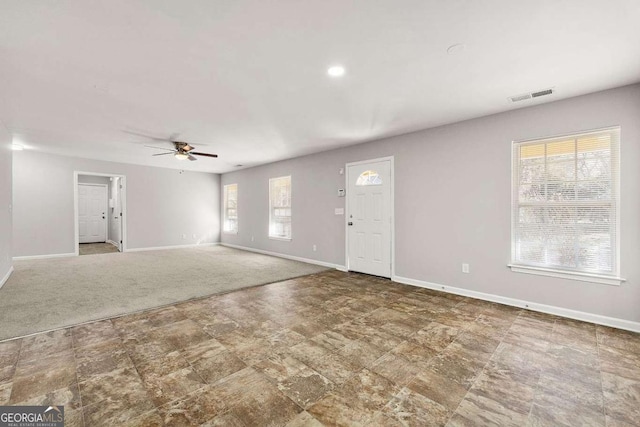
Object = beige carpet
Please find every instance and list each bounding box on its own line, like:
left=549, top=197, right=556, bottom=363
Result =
left=0, top=246, right=328, bottom=341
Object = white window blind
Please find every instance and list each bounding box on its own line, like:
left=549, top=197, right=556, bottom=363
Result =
left=223, top=183, right=238, bottom=233
left=269, top=176, right=292, bottom=240
left=511, top=127, right=620, bottom=279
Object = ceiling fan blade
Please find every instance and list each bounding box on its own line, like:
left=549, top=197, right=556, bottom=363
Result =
left=188, top=154, right=197, bottom=161
left=190, top=152, right=218, bottom=158
left=152, top=152, right=175, bottom=156
left=145, top=145, right=175, bottom=152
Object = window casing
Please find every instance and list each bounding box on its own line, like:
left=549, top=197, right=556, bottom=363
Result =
left=223, top=183, right=238, bottom=234
left=510, top=127, right=622, bottom=285
left=269, top=176, right=292, bottom=240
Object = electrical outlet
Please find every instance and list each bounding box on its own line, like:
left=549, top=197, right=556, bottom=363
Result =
left=462, top=263, right=470, bottom=273
left=181, top=234, right=186, bottom=239
left=251, top=236, right=255, bottom=242
left=312, top=245, right=317, bottom=252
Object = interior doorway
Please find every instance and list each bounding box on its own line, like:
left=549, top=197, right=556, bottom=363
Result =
left=345, top=156, right=394, bottom=278
left=74, top=171, right=127, bottom=256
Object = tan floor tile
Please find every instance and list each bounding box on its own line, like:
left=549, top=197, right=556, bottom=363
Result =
left=11, top=351, right=76, bottom=404
left=75, top=339, right=134, bottom=382
left=0, top=382, right=11, bottom=405
left=150, top=319, right=212, bottom=350
left=20, top=329, right=72, bottom=361
left=289, top=340, right=360, bottom=385
left=408, top=369, right=468, bottom=412
left=412, top=321, right=460, bottom=352
left=81, top=367, right=156, bottom=427
left=369, top=353, right=419, bottom=387
left=527, top=395, right=606, bottom=426
left=71, top=320, right=120, bottom=349
left=602, top=372, right=640, bottom=426
left=378, top=387, right=450, bottom=427
left=284, top=410, right=324, bottom=427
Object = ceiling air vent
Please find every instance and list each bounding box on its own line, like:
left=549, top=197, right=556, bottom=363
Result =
left=531, top=88, right=553, bottom=98
left=509, top=88, right=554, bottom=103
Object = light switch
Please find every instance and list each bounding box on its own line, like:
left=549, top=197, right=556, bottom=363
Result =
left=335, top=208, right=344, bottom=215
left=338, top=189, right=345, bottom=197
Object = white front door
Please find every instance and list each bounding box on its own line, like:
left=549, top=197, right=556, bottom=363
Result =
left=78, top=184, right=107, bottom=243
left=347, top=159, right=392, bottom=278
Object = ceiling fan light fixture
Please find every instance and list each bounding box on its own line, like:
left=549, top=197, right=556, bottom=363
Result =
left=174, top=152, right=189, bottom=160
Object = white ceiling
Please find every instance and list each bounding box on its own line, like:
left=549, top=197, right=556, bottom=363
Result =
left=1, top=0, right=639, bottom=173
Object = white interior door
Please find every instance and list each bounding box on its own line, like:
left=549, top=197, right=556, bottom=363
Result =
left=347, top=159, right=392, bottom=277
left=78, top=184, right=107, bottom=244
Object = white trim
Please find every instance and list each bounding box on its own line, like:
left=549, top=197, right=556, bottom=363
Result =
left=268, top=236, right=292, bottom=242
left=508, top=264, right=625, bottom=286
left=106, top=240, right=120, bottom=249
left=74, top=171, right=128, bottom=255
left=126, top=243, right=219, bottom=252
left=394, top=275, right=640, bottom=333
left=13, top=253, right=76, bottom=261
left=0, top=266, right=14, bottom=289
left=345, top=156, right=395, bottom=279
left=221, top=243, right=345, bottom=270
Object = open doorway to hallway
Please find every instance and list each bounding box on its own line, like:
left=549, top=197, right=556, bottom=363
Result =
left=74, top=171, right=127, bottom=256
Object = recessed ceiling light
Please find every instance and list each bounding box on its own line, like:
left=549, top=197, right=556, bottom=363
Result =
left=327, top=65, right=345, bottom=77
left=11, top=143, right=24, bottom=151
left=446, top=43, right=466, bottom=55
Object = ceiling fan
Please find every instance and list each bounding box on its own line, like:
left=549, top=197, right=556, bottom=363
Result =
left=125, top=130, right=218, bottom=161
left=147, top=140, right=218, bottom=161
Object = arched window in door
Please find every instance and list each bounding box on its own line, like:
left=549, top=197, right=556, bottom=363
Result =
left=356, top=170, right=382, bottom=186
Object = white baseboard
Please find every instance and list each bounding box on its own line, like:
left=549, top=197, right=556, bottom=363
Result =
left=126, top=242, right=219, bottom=252
left=0, top=266, right=14, bottom=289
left=221, top=243, right=346, bottom=271
left=393, top=275, right=640, bottom=333
left=13, top=253, right=76, bottom=261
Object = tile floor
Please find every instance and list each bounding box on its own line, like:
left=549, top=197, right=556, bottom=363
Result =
left=79, top=242, right=119, bottom=256
left=0, top=270, right=638, bottom=426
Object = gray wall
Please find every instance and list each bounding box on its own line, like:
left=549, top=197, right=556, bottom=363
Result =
left=13, top=151, right=220, bottom=256
left=0, top=121, right=12, bottom=282
left=222, top=83, right=640, bottom=323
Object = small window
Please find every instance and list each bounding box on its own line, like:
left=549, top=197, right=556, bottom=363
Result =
left=356, top=170, right=382, bottom=186
left=510, top=127, right=621, bottom=284
left=223, top=183, right=238, bottom=234
left=269, top=176, right=292, bottom=240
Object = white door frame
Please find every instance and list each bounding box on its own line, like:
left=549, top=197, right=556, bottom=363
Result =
left=78, top=183, right=109, bottom=244
left=344, top=156, right=395, bottom=279
left=73, top=171, right=128, bottom=256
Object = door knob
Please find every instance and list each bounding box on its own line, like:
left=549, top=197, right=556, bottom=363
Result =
left=348, top=222, right=353, bottom=226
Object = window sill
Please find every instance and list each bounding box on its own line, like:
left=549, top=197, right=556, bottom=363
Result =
left=223, top=231, right=238, bottom=235
left=269, top=236, right=292, bottom=242
left=508, top=264, right=625, bottom=286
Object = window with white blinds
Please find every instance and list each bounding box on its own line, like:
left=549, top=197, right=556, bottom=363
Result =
left=269, top=176, right=292, bottom=240
left=223, top=183, right=238, bottom=233
left=511, top=127, right=621, bottom=283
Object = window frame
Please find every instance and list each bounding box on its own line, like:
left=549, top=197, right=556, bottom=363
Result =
left=268, top=175, right=292, bottom=241
left=509, top=126, right=624, bottom=286
left=222, top=183, right=238, bottom=234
